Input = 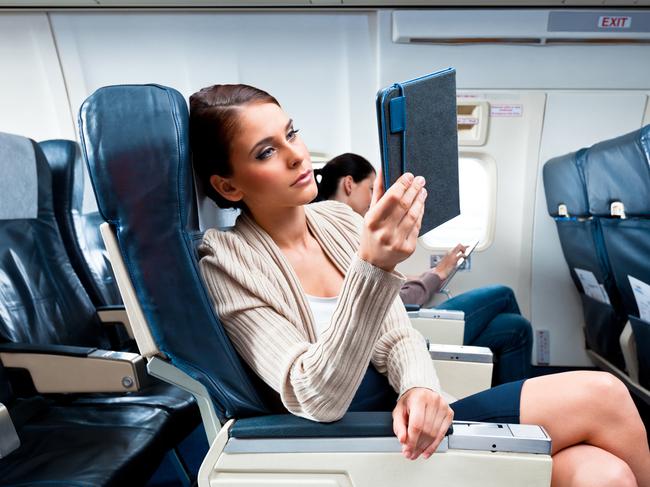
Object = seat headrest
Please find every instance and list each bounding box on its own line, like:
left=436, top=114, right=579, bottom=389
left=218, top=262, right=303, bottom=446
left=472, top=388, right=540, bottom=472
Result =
left=39, top=140, right=84, bottom=215
left=79, top=84, right=274, bottom=421
left=582, top=125, right=650, bottom=217
left=0, top=132, right=43, bottom=220
left=542, top=150, right=590, bottom=217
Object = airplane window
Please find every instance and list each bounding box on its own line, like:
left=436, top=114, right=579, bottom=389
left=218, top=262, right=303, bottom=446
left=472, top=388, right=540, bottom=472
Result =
left=420, top=155, right=495, bottom=251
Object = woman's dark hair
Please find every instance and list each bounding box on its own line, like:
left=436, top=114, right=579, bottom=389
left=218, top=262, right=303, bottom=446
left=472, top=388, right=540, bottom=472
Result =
left=314, top=153, right=376, bottom=201
left=189, top=84, right=280, bottom=209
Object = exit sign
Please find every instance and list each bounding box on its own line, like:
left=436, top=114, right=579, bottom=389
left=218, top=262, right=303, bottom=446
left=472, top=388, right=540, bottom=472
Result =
left=598, top=16, right=632, bottom=29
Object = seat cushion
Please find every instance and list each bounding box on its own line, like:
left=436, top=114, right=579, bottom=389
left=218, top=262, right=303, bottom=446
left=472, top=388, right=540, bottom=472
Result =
left=0, top=399, right=171, bottom=486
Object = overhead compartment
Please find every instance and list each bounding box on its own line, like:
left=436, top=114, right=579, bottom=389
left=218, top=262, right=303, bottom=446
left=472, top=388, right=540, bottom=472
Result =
left=392, top=9, right=650, bottom=44
left=0, top=0, right=648, bottom=8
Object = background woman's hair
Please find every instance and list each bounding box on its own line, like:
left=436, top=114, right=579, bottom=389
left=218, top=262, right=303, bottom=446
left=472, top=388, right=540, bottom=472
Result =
left=314, top=152, right=376, bottom=201
left=189, top=84, right=280, bottom=209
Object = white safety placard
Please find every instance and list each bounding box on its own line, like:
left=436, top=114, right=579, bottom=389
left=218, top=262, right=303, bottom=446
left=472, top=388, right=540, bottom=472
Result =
left=575, top=268, right=611, bottom=305
left=628, top=275, right=650, bottom=322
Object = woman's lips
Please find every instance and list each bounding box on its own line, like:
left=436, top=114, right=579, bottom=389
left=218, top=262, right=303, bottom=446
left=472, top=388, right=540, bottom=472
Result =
left=291, top=170, right=313, bottom=187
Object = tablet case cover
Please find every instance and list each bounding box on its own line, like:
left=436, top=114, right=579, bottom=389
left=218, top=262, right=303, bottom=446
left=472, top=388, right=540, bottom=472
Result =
left=376, top=68, right=460, bottom=235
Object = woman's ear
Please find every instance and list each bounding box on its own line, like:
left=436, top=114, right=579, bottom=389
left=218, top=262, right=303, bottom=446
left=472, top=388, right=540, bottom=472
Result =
left=343, top=175, right=354, bottom=196
left=210, top=174, right=244, bottom=203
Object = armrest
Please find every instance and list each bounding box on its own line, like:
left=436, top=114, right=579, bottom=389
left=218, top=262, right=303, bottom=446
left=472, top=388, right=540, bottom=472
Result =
left=429, top=344, right=493, bottom=399
left=429, top=343, right=493, bottom=363
left=97, top=305, right=134, bottom=339
left=0, top=343, right=147, bottom=394
left=409, top=309, right=466, bottom=346
left=0, top=402, right=20, bottom=458
left=225, top=413, right=550, bottom=455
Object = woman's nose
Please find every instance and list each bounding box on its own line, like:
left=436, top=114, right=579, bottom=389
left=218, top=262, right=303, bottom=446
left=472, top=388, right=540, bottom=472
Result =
left=286, top=144, right=304, bottom=168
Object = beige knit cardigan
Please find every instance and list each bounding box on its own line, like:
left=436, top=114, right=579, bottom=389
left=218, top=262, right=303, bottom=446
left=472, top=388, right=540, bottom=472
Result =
left=199, top=200, right=440, bottom=422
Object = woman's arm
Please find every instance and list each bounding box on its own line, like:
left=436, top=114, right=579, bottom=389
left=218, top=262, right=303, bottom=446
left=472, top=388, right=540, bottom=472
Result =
left=200, top=172, right=430, bottom=422
left=200, top=245, right=404, bottom=422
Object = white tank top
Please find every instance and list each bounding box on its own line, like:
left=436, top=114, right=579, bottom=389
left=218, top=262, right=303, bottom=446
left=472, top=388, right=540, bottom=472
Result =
left=305, top=294, right=339, bottom=338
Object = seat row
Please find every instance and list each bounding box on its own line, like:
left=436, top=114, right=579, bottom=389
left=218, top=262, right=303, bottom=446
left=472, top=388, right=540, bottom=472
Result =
left=73, top=83, right=554, bottom=486
left=0, top=134, right=201, bottom=485
left=543, top=125, right=650, bottom=396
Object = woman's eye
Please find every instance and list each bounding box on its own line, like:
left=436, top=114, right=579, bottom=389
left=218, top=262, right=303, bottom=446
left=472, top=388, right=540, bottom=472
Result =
left=256, top=147, right=275, bottom=160
left=287, top=128, right=300, bottom=141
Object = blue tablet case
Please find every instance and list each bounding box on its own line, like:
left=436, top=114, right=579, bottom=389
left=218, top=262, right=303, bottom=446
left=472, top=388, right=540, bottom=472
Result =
left=376, top=68, right=460, bottom=235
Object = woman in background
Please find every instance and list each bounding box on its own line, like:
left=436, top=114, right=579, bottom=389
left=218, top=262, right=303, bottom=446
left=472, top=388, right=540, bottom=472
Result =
left=314, top=152, right=532, bottom=385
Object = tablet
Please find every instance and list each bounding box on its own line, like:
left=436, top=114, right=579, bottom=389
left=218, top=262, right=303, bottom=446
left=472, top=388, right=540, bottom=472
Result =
left=438, top=240, right=480, bottom=290
left=376, top=68, right=460, bottom=235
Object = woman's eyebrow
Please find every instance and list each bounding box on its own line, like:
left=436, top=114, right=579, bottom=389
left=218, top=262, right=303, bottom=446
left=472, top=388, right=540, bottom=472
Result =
left=248, top=119, right=293, bottom=157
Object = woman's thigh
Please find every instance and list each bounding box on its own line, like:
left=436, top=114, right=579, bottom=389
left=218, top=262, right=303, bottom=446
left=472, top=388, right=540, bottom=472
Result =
left=519, top=371, right=627, bottom=454
left=450, top=379, right=525, bottom=424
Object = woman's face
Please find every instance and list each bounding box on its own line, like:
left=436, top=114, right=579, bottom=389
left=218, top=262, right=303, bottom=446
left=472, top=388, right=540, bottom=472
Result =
left=348, top=172, right=376, bottom=217
left=211, top=102, right=316, bottom=212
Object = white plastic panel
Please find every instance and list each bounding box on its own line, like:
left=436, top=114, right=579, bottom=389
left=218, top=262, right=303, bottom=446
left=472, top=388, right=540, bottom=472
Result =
left=0, top=13, right=74, bottom=141
left=50, top=11, right=377, bottom=215
left=399, top=92, right=546, bottom=324
left=531, top=91, right=648, bottom=366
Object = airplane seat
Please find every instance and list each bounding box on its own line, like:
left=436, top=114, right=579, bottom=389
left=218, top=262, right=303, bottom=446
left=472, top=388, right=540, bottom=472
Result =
left=581, top=125, right=650, bottom=388
left=543, top=150, right=626, bottom=370
left=39, top=139, right=123, bottom=308
left=0, top=360, right=176, bottom=486
left=0, top=132, right=195, bottom=485
left=79, top=83, right=551, bottom=487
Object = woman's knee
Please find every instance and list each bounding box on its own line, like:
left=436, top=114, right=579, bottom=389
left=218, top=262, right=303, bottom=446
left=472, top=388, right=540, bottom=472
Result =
left=590, top=457, right=638, bottom=487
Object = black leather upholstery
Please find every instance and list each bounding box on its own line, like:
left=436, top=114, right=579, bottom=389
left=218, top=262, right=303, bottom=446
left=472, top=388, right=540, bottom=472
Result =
left=581, top=126, right=650, bottom=319
left=79, top=84, right=276, bottom=422
left=230, top=411, right=395, bottom=439
left=0, top=131, right=199, bottom=485
left=0, top=364, right=172, bottom=487
left=543, top=151, right=626, bottom=368
left=40, top=139, right=123, bottom=307
left=0, top=138, right=105, bottom=348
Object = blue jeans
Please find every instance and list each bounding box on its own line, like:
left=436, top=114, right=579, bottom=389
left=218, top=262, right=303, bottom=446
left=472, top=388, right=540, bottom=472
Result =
left=435, top=285, right=533, bottom=386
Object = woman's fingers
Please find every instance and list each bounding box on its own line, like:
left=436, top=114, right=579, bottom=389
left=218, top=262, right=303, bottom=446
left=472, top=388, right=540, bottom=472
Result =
left=397, top=185, right=426, bottom=237
left=392, top=401, right=408, bottom=445
left=422, top=407, right=454, bottom=459
left=371, top=165, right=385, bottom=207
left=405, top=400, right=426, bottom=458
left=370, top=172, right=417, bottom=223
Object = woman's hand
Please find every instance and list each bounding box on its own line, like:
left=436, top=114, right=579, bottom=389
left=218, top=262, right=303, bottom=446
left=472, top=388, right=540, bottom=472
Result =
left=432, top=243, right=468, bottom=281
left=358, top=169, right=427, bottom=273
left=392, top=387, right=454, bottom=460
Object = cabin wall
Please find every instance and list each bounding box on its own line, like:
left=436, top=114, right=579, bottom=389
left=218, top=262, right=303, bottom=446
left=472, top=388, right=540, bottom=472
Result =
left=0, top=8, right=648, bottom=366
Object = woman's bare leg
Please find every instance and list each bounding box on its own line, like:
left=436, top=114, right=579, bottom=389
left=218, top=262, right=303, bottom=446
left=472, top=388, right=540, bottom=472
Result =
left=520, top=371, right=650, bottom=486
left=551, top=444, right=637, bottom=487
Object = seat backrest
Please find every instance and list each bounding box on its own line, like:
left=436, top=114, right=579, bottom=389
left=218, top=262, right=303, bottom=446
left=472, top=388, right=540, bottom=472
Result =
left=39, top=139, right=123, bottom=307
left=582, top=125, right=650, bottom=321
left=543, top=150, right=626, bottom=368
left=0, top=132, right=104, bottom=347
left=78, top=84, right=278, bottom=422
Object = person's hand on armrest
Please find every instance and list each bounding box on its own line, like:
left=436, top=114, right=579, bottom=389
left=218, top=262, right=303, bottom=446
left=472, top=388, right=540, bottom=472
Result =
left=392, top=387, right=453, bottom=460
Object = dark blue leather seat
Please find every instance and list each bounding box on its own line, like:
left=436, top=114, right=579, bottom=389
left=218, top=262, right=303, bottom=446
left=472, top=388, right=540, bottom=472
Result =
left=0, top=132, right=191, bottom=486
left=581, top=125, right=650, bottom=386
left=78, top=83, right=399, bottom=439
left=40, top=139, right=123, bottom=307
left=0, top=362, right=174, bottom=487
left=543, top=150, right=626, bottom=369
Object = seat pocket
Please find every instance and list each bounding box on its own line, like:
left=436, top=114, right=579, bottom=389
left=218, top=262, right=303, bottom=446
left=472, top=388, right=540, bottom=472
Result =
left=630, top=316, right=650, bottom=389
left=580, top=294, right=626, bottom=370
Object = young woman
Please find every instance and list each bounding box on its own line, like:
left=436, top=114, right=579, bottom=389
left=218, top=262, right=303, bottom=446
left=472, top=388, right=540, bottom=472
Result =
left=191, top=83, right=649, bottom=486
left=315, top=152, right=532, bottom=385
